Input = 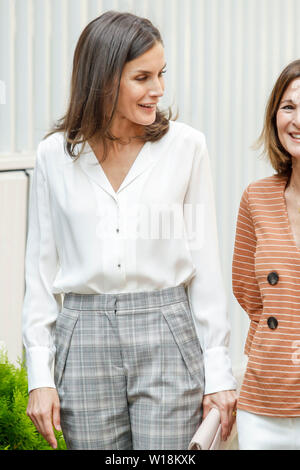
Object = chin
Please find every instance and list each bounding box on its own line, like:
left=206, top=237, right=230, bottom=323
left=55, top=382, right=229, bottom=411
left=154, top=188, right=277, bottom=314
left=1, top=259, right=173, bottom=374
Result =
left=135, top=112, right=157, bottom=127
left=142, top=117, right=157, bottom=126
left=288, top=148, right=300, bottom=159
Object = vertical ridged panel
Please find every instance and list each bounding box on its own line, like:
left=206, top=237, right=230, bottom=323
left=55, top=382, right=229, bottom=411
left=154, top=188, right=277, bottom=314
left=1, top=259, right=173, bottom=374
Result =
left=33, top=0, right=51, bottom=146
left=0, top=0, right=15, bottom=151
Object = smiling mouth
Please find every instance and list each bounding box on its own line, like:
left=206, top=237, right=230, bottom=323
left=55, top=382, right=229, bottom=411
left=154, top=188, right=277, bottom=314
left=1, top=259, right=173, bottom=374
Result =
left=290, top=133, right=300, bottom=141
left=138, top=104, right=156, bottom=109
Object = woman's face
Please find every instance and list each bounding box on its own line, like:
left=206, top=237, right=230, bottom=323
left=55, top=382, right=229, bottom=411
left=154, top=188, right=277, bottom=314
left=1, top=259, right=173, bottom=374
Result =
left=276, top=77, right=300, bottom=159
left=114, top=42, right=166, bottom=132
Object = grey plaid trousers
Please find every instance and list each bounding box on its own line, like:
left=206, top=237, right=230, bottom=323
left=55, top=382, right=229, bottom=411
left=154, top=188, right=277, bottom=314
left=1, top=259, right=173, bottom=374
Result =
left=54, top=285, right=204, bottom=450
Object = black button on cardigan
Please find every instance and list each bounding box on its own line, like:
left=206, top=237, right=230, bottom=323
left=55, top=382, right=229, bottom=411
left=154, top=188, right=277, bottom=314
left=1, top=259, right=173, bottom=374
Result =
left=267, top=271, right=279, bottom=286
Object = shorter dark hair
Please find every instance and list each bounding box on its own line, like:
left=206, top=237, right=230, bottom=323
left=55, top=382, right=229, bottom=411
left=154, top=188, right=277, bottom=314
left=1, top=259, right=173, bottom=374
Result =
left=256, top=59, right=300, bottom=177
left=45, top=11, right=172, bottom=160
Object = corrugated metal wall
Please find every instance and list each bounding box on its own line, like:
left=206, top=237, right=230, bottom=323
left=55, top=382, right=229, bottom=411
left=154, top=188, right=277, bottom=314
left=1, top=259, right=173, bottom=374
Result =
left=1, top=0, right=300, bottom=372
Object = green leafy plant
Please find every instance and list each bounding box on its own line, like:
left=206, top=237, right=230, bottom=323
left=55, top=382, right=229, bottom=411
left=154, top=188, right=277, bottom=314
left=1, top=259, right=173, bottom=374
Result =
left=0, top=349, right=66, bottom=450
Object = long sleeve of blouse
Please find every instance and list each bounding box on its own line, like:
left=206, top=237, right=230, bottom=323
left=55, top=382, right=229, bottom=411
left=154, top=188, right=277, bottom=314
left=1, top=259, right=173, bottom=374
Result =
left=22, top=143, right=62, bottom=391
left=183, top=140, right=236, bottom=393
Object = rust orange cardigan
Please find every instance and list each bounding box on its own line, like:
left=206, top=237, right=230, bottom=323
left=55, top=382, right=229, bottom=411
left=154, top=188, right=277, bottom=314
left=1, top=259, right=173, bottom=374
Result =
left=233, top=175, right=300, bottom=417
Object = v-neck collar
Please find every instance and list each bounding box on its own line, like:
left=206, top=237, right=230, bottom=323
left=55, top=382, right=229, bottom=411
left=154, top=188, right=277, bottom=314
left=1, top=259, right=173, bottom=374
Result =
left=79, top=140, right=155, bottom=199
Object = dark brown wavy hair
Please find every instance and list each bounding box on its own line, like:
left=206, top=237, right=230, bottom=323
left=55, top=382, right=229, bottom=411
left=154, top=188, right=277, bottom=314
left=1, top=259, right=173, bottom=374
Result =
left=45, top=11, right=172, bottom=161
left=256, top=59, right=300, bottom=177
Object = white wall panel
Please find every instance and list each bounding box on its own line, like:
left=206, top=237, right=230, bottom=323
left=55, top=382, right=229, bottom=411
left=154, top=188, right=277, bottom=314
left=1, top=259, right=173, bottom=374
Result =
left=1, top=0, right=300, bottom=372
left=0, top=171, right=28, bottom=364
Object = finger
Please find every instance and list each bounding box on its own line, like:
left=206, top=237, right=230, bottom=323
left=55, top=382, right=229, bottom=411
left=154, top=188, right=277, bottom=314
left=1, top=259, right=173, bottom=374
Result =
left=44, top=429, right=57, bottom=449
left=202, top=402, right=212, bottom=421
left=39, top=412, right=58, bottom=449
left=226, top=406, right=237, bottom=438
left=52, top=402, right=62, bottom=432
left=219, top=409, right=230, bottom=441
left=28, top=413, right=42, bottom=436
left=42, top=422, right=58, bottom=449
left=226, top=412, right=234, bottom=438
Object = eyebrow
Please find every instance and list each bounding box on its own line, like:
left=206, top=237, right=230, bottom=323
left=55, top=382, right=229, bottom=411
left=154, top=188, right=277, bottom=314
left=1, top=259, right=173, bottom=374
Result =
left=133, top=64, right=167, bottom=74
left=280, top=99, right=294, bottom=104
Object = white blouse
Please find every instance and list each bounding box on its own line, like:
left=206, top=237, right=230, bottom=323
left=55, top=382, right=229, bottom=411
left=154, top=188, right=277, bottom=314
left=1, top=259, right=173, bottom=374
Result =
left=22, top=120, right=236, bottom=394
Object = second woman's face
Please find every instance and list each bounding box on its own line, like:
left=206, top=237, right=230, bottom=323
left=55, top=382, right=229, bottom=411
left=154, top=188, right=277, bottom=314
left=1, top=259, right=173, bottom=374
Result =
left=115, top=42, right=166, bottom=131
left=277, top=78, right=300, bottom=159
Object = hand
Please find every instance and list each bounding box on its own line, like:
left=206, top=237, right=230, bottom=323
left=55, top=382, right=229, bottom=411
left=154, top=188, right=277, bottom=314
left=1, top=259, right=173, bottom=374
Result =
left=26, top=387, right=61, bottom=449
left=202, top=390, right=237, bottom=441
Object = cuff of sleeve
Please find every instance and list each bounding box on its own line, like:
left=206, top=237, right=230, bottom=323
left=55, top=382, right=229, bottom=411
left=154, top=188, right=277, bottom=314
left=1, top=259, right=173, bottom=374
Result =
left=203, top=346, right=237, bottom=395
left=25, top=347, right=56, bottom=392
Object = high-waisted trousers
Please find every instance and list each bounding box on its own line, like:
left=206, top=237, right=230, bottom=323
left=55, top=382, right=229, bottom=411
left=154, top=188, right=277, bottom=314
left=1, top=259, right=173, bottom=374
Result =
left=54, top=285, right=204, bottom=450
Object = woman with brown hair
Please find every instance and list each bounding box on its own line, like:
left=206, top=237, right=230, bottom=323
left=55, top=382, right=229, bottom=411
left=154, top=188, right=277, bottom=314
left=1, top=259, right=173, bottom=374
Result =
left=233, top=59, right=300, bottom=449
left=23, top=11, right=236, bottom=450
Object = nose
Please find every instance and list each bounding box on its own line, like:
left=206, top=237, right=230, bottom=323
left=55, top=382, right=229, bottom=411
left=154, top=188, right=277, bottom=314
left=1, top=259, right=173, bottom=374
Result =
left=293, top=108, right=300, bottom=128
left=149, top=77, right=164, bottom=98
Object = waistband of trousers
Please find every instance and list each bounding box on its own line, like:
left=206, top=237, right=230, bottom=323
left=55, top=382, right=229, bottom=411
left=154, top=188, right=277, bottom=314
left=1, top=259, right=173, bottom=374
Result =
left=63, top=285, right=187, bottom=312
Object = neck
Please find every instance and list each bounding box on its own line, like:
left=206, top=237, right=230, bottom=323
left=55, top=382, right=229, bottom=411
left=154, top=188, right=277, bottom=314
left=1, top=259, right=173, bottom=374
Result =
left=110, top=115, right=144, bottom=141
left=88, top=119, right=145, bottom=159
left=289, top=158, right=300, bottom=193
